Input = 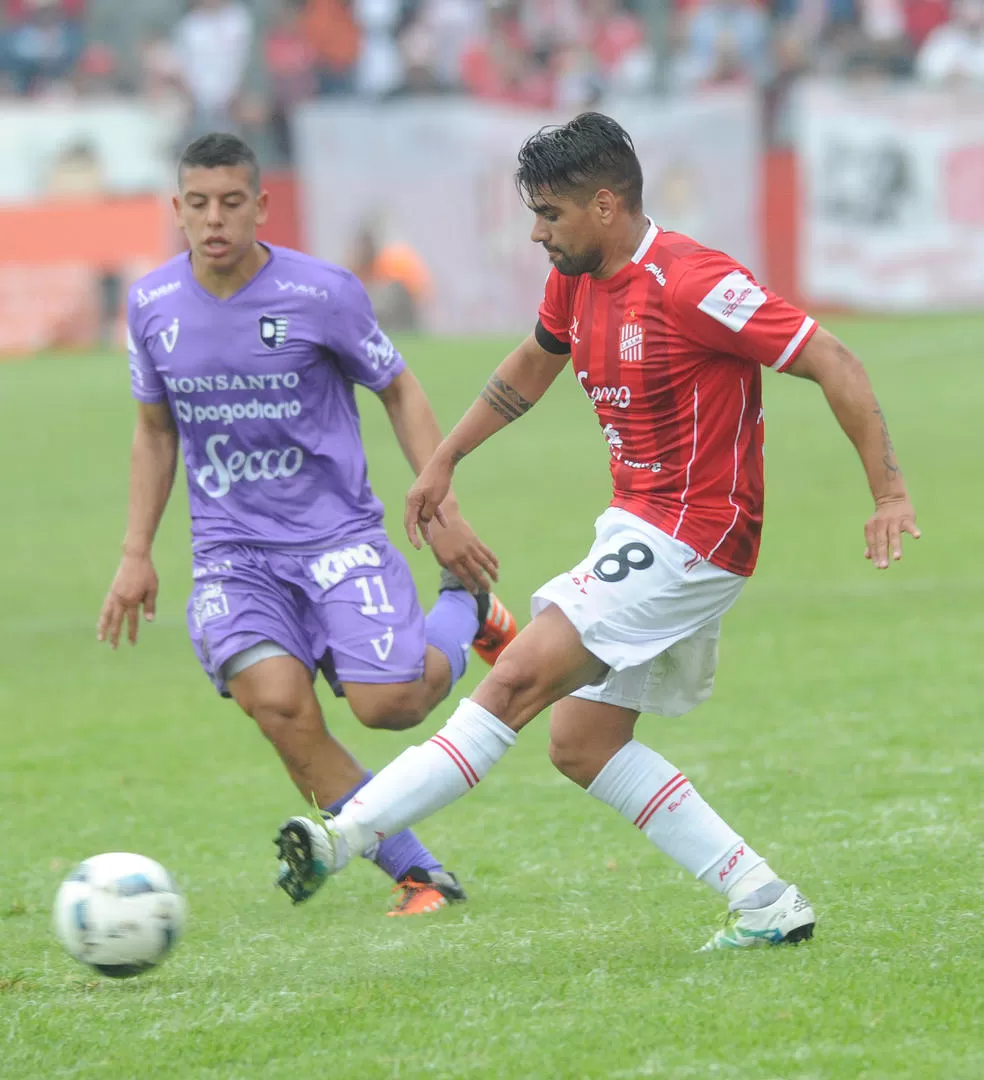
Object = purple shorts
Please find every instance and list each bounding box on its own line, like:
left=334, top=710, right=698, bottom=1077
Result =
left=187, top=537, right=426, bottom=696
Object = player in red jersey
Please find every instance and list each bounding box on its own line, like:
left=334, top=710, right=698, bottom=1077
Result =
left=275, top=113, right=919, bottom=949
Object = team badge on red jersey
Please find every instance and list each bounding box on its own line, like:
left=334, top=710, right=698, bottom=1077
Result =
left=619, top=322, right=644, bottom=362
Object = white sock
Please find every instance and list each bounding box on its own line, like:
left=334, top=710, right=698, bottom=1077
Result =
left=333, top=698, right=516, bottom=858
left=586, top=740, right=777, bottom=901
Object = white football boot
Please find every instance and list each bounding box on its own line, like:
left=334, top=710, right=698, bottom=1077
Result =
left=274, top=815, right=351, bottom=904
left=700, top=880, right=816, bottom=951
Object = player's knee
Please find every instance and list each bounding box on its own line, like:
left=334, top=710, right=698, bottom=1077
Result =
left=547, top=732, right=595, bottom=787
left=348, top=684, right=428, bottom=731
left=242, top=694, right=315, bottom=746
left=481, top=652, right=541, bottom=713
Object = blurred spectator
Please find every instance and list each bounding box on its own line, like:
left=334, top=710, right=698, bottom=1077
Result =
left=398, top=0, right=483, bottom=93
left=139, top=32, right=188, bottom=158
left=460, top=0, right=555, bottom=106
left=140, top=31, right=184, bottom=105
left=172, top=0, right=254, bottom=135
left=71, top=41, right=118, bottom=96
left=579, top=0, right=652, bottom=94
left=673, top=0, right=773, bottom=89
left=5, top=0, right=84, bottom=95
left=903, top=0, right=950, bottom=48
left=916, top=0, right=984, bottom=83
left=265, top=0, right=317, bottom=159
left=348, top=219, right=432, bottom=330
left=772, top=0, right=856, bottom=47
left=354, top=0, right=406, bottom=96
left=46, top=139, right=104, bottom=196
left=299, top=0, right=360, bottom=93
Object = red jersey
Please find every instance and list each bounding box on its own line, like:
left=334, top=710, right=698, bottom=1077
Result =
left=538, top=222, right=817, bottom=577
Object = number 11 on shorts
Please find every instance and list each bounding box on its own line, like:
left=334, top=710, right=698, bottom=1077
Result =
left=355, top=575, right=395, bottom=615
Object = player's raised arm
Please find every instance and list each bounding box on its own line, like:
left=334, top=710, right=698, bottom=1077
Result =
left=97, top=400, right=179, bottom=648
left=404, top=331, right=570, bottom=549
left=786, top=327, right=919, bottom=568
left=377, top=368, right=500, bottom=591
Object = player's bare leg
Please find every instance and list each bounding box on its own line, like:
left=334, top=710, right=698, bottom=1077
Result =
left=278, top=604, right=815, bottom=947
left=229, top=655, right=365, bottom=804
left=547, top=696, right=814, bottom=947
left=228, top=654, right=463, bottom=910
left=546, top=697, right=639, bottom=788
left=341, top=646, right=463, bottom=731
left=274, top=604, right=601, bottom=890
left=268, top=563, right=514, bottom=911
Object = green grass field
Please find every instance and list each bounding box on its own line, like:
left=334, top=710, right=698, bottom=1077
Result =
left=1, top=317, right=982, bottom=1079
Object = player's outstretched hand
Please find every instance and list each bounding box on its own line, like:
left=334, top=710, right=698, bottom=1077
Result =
left=427, top=507, right=500, bottom=594
left=864, top=495, right=920, bottom=569
left=406, top=453, right=455, bottom=550
left=97, top=553, right=159, bottom=649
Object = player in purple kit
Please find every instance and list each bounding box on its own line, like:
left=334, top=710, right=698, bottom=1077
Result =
left=97, top=133, right=517, bottom=916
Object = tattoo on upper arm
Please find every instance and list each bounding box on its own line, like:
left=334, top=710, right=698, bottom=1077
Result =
left=874, top=401, right=900, bottom=480
left=480, top=375, right=534, bottom=424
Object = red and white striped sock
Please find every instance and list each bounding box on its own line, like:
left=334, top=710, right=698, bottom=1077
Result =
left=334, top=698, right=516, bottom=857
left=587, top=740, right=776, bottom=900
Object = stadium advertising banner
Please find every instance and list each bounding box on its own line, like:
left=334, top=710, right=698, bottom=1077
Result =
left=293, top=93, right=762, bottom=335
left=797, top=82, right=984, bottom=311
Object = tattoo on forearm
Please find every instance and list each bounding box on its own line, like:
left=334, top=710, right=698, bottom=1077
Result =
left=873, top=401, right=900, bottom=480
left=450, top=450, right=467, bottom=465
left=480, top=375, right=533, bottom=424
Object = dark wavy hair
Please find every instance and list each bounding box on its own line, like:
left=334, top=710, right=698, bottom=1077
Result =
left=178, top=132, right=260, bottom=192
left=515, top=112, right=643, bottom=213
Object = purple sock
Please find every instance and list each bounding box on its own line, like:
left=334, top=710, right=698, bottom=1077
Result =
left=425, top=588, right=479, bottom=688
left=323, top=773, right=441, bottom=880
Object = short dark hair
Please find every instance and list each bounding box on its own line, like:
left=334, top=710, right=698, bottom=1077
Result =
left=178, top=132, right=260, bottom=192
left=515, top=112, right=643, bottom=213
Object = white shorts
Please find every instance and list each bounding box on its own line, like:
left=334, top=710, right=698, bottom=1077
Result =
left=531, top=508, right=746, bottom=716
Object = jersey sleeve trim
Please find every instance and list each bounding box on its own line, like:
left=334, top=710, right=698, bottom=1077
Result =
left=772, top=316, right=817, bottom=372
left=535, top=319, right=571, bottom=355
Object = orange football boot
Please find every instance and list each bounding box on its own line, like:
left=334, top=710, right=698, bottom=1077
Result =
left=386, top=867, right=467, bottom=917
left=472, top=593, right=517, bottom=665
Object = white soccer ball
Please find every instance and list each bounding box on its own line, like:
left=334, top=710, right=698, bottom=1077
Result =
left=53, top=852, right=186, bottom=978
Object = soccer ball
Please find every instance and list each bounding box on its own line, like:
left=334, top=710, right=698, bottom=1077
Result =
left=53, top=852, right=186, bottom=978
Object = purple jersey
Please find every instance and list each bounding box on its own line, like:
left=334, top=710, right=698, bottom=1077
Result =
left=127, top=245, right=404, bottom=550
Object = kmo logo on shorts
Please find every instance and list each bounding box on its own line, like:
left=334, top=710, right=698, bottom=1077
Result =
left=310, top=544, right=381, bottom=590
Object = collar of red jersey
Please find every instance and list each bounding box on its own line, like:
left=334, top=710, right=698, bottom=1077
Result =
left=631, top=218, right=659, bottom=264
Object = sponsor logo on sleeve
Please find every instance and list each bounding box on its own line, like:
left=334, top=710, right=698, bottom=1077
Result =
left=362, top=324, right=397, bottom=371
left=136, top=281, right=182, bottom=307
left=159, top=318, right=180, bottom=353
left=697, top=271, right=766, bottom=333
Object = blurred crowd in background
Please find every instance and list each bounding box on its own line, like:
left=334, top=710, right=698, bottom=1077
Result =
left=1, top=0, right=982, bottom=163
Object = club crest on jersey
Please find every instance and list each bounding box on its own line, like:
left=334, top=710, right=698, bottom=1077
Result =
left=619, top=322, right=644, bottom=362
left=259, top=315, right=289, bottom=349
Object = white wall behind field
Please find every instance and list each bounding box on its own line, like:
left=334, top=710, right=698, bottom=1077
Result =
left=293, top=91, right=762, bottom=335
